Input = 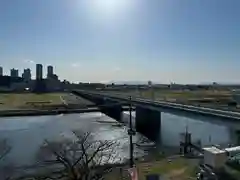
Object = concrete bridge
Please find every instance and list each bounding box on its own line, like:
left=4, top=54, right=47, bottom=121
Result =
left=72, top=90, right=240, bottom=142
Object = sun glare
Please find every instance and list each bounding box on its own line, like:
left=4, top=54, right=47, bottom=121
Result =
left=86, top=0, right=134, bottom=20
left=94, top=0, right=127, bottom=12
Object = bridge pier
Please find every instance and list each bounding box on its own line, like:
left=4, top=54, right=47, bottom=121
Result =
left=72, top=91, right=103, bottom=105
left=72, top=91, right=123, bottom=121
left=101, top=99, right=122, bottom=121
left=135, top=107, right=161, bottom=141
left=229, top=129, right=240, bottom=145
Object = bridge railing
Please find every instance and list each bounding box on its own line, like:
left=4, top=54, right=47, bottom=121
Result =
left=77, top=90, right=240, bottom=120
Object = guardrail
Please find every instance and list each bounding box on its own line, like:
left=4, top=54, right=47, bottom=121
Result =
left=77, top=90, right=240, bottom=120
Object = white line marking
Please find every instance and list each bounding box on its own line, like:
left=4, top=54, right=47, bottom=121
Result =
left=60, top=96, right=68, bottom=106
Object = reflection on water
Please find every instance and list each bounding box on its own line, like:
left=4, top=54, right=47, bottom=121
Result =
left=123, top=111, right=239, bottom=147
left=0, top=111, right=239, bottom=167
left=161, top=113, right=231, bottom=147
left=0, top=113, right=148, bottom=166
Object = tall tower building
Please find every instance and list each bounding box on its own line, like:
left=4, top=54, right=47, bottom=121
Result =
left=0, top=67, right=3, bottom=76
left=10, top=68, right=19, bottom=78
left=22, top=68, right=31, bottom=82
left=36, top=64, right=43, bottom=80
left=47, top=65, right=53, bottom=78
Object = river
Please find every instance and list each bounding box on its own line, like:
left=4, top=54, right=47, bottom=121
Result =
left=0, top=111, right=240, bottom=167
left=123, top=112, right=240, bottom=147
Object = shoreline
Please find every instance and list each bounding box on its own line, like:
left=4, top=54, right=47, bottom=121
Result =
left=0, top=107, right=100, bottom=117
left=0, top=106, right=132, bottom=117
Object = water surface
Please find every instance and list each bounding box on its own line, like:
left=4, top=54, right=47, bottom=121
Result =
left=1, top=111, right=240, bottom=167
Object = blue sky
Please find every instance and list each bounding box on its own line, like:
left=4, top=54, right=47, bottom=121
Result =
left=0, top=0, right=239, bottom=83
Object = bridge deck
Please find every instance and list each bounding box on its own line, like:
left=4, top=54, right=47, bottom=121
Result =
left=73, top=90, right=240, bottom=123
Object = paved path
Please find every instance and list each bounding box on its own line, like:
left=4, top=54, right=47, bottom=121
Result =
left=59, top=95, right=68, bottom=105
left=60, top=93, right=94, bottom=106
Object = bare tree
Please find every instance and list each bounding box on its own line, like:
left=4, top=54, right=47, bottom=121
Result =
left=18, top=131, right=119, bottom=180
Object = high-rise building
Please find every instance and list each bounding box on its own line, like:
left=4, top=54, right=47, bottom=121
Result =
left=0, top=67, right=3, bottom=76
left=22, top=68, right=31, bottom=82
left=36, top=64, right=43, bottom=80
left=47, top=65, right=53, bottom=78
left=10, top=68, right=19, bottom=78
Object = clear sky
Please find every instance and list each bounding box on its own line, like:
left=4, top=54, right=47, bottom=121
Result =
left=0, top=0, right=239, bottom=84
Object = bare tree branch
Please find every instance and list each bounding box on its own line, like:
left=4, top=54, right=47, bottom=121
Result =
left=22, top=131, right=119, bottom=180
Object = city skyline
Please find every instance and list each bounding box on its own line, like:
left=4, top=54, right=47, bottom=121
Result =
left=0, top=64, right=56, bottom=80
left=0, top=0, right=239, bottom=84
left=1, top=63, right=239, bottom=85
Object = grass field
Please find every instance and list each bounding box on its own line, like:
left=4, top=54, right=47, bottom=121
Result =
left=146, top=89, right=231, bottom=99
left=106, top=156, right=240, bottom=180
left=106, top=157, right=197, bottom=180
left=111, top=89, right=232, bottom=99
left=103, top=88, right=240, bottom=112
left=0, top=93, right=67, bottom=110
left=136, top=158, right=196, bottom=180
left=106, top=89, right=237, bottom=106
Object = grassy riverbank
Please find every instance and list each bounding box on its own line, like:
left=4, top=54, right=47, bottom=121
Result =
left=106, top=156, right=240, bottom=180
left=0, top=93, right=64, bottom=109
left=0, top=93, right=94, bottom=110
left=105, top=89, right=240, bottom=111
left=106, top=89, right=232, bottom=101
left=106, top=156, right=198, bottom=180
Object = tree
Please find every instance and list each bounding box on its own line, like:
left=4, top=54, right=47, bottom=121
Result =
left=18, top=131, right=118, bottom=180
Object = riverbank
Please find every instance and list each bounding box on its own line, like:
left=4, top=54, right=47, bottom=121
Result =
left=0, top=106, right=134, bottom=117
left=105, top=155, right=198, bottom=180
left=0, top=92, right=94, bottom=110
left=0, top=92, right=98, bottom=117
left=107, top=154, right=240, bottom=180
left=0, top=107, right=102, bottom=117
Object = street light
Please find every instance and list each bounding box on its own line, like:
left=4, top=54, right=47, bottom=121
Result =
left=128, top=96, right=136, bottom=167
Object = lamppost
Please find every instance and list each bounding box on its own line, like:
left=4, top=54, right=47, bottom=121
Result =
left=128, top=96, right=136, bottom=167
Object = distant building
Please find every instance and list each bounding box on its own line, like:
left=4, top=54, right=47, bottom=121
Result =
left=47, top=65, right=53, bottom=78
left=36, top=64, right=43, bottom=80
left=51, top=74, right=58, bottom=81
left=46, top=72, right=60, bottom=91
left=46, top=65, right=61, bottom=91
left=0, top=67, right=3, bottom=76
left=10, top=68, right=19, bottom=78
left=0, top=76, right=11, bottom=87
left=22, top=68, right=31, bottom=82
left=35, top=64, right=45, bottom=92
left=0, top=75, right=23, bottom=91
left=34, top=79, right=47, bottom=92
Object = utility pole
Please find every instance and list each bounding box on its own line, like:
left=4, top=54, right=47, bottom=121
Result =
left=128, top=96, right=135, bottom=167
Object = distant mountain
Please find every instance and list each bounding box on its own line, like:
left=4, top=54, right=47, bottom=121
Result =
left=108, top=81, right=145, bottom=85
left=108, top=81, right=158, bottom=85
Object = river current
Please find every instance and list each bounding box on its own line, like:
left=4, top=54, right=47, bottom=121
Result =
left=0, top=111, right=239, bottom=167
